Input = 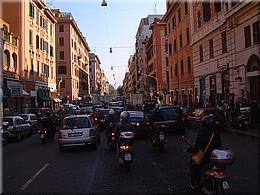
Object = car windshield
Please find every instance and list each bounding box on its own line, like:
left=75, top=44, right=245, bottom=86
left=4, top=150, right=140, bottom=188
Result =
left=62, top=117, right=90, bottom=129
left=19, top=115, right=28, bottom=120
left=129, top=112, right=144, bottom=121
left=3, top=118, right=13, bottom=125
left=160, top=108, right=181, bottom=119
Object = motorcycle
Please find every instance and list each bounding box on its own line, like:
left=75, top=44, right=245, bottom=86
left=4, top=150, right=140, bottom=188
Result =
left=231, top=107, right=251, bottom=129
left=107, top=123, right=117, bottom=150
left=117, top=131, right=134, bottom=171
left=38, top=126, right=55, bottom=144
left=151, top=122, right=167, bottom=150
left=183, top=137, right=235, bottom=194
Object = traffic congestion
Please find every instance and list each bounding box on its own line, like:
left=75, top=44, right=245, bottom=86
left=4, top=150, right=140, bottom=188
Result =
left=2, top=96, right=248, bottom=194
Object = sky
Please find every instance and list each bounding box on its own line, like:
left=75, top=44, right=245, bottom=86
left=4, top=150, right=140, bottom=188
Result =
left=50, top=0, right=166, bottom=88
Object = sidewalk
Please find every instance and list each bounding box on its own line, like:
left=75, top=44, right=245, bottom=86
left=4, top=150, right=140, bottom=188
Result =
left=227, top=127, right=260, bottom=139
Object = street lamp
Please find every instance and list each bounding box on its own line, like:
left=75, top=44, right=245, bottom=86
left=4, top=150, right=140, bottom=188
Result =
left=101, top=0, right=107, bottom=6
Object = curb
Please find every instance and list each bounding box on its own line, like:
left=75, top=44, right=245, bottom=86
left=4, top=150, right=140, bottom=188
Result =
left=227, top=128, right=260, bottom=139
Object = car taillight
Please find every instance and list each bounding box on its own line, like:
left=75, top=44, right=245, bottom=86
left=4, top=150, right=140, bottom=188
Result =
left=143, top=120, right=149, bottom=126
left=111, top=132, right=115, bottom=136
left=58, top=132, right=62, bottom=139
left=89, top=129, right=95, bottom=136
left=125, top=145, right=130, bottom=150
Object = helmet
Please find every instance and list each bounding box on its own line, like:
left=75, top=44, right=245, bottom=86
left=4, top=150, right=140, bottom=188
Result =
left=154, top=107, right=160, bottom=114
left=201, top=115, right=215, bottom=130
left=109, top=109, right=115, bottom=115
left=120, top=111, right=129, bottom=123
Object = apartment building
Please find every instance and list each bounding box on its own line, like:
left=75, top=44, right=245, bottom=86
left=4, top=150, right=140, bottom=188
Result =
left=163, top=0, right=193, bottom=105
left=1, top=19, right=22, bottom=113
left=2, top=0, right=57, bottom=110
left=128, top=55, right=137, bottom=94
left=89, top=53, right=102, bottom=94
left=145, top=18, right=167, bottom=102
left=52, top=9, right=90, bottom=102
left=191, top=1, right=260, bottom=106
left=135, top=15, right=163, bottom=97
left=123, top=72, right=130, bottom=97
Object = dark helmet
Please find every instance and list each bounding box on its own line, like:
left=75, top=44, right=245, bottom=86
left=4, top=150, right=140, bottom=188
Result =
left=201, top=115, right=215, bottom=130
left=120, top=111, right=129, bottom=123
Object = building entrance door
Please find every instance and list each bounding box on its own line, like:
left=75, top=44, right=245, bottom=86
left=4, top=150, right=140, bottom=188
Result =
left=249, top=76, right=260, bottom=101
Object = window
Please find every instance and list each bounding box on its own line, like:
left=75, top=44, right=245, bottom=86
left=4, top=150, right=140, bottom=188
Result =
left=173, top=39, right=177, bottom=53
left=178, top=9, right=181, bottom=22
left=186, top=28, right=190, bottom=44
left=168, top=23, right=171, bottom=34
left=43, top=19, right=48, bottom=32
left=71, top=39, right=73, bottom=47
left=185, top=2, right=188, bottom=15
left=29, top=30, right=33, bottom=45
left=175, top=63, right=178, bottom=77
left=253, top=21, right=260, bottom=45
left=44, top=64, right=49, bottom=77
left=203, top=2, right=211, bottom=22
left=50, top=45, right=53, bottom=57
left=60, top=51, right=64, bottom=60
left=37, top=61, right=40, bottom=75
left=170, top=65, right=173, bottom=78
left=29, top=2, right=34, bottom=18
left=40, top=38, right=43, bottom=50
left=187, top=56, right=191, bottom=73
left=166, top=57, right=169, bottom=67
left=31, top=59, right=34, bottom=72
left=58, top=66, right=66, bottom=74
left=59, top=37, right=64, bottom=46
left=209, top=39, right=214, bottom=58
left=60, top=80, right=65, bottom=88
left=169, top=43, right=172, bottom=55
left=197, top=11, right=202, bottom=28
left=59, top=25, right=64, bottom=32
left=36, top=9, right=39, bottom=24
left=199, top=45, right=203, bottom=62
left=221, top=32, right=227, bottom=53
left=181, top=60, right=184, bottom=75
left=43, top=41, right=49, bottom=53
left=244, top=25, right=251, bottom=48
left=172, top=16, right=176, bottom=29
left=36, top=35, right=39, bottom=49
left=214, top=2, right=222, bottom=12
left=179, top=34, right=182, bottom=48
left=50, top=25, right=53, bottom=36
left=40, top=16, right=42, bottom=27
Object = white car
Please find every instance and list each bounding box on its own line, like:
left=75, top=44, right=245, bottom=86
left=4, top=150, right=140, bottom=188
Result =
left=58, top=115, right=100, bottom=151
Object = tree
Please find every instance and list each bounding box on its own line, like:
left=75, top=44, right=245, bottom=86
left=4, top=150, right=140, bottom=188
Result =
left=116, top=86, right=124, bottom=96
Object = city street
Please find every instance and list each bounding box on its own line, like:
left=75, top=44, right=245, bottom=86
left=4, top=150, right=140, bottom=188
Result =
left=3, top=129, right=259, bottom=194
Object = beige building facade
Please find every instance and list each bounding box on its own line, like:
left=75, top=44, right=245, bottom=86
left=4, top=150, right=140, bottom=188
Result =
left=2, top=0, right=57, bottom=110
left=89, top=53, right=102, bottom=94
left=52, top=9, right=90, bottom=102
left=191, top=0, right=260, bottom=106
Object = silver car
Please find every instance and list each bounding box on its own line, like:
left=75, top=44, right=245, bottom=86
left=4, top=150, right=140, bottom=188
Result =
left=19, top=114, right=39, bottom=133
left=58, top=115, right=99, bottom=151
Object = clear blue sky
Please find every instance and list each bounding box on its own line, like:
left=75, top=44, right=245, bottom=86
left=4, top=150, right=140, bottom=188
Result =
left=51, top=0, right=166, bottom=88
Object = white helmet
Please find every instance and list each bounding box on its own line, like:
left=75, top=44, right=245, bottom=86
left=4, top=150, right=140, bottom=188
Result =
left=109, top=109, right=115, bottom=115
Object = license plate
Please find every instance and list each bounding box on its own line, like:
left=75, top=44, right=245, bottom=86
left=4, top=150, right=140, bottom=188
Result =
left=40, top=134, right=44, bottom=139
left=68, top=132, right=82, bottom=137
left=222, top=181, right=230, bottom=191
left=159, top=134, right=165, bottom=140
left=161, top=124, right=165, bottom=127
left=124, top=153, right=131, bottom=161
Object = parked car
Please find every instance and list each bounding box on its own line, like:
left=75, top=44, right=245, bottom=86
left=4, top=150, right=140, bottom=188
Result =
left=187, top=108, right=227, bottom=130
left=0, top=125, right=10, bottom=145
left=3, top=116, right=33, bottom=142
left=156, top=106, right=186, bottom=134
left=18, top=114, right=39, bottom=133
left=128, top=111, right=150, bottom=138
left=179, top=106, right=193, bottom=123
left=58, top=115, right=100, bottom=151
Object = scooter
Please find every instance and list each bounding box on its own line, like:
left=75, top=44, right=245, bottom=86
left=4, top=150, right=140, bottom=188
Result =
left=231, top=107, right=251, bottom=129
left=38, top=126, right=54, bottom=144
left=151, top=122, right=167, bottom=150
left=107, top=123, right=117, bottom=150
left=183, top=136, right=235, bottom=194
left=117, top=131, right=134, bottom=171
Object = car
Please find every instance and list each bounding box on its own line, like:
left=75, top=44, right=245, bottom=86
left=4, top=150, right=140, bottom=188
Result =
left=187, top=108, right=227, bottom=130
left=18, top=114, right=39, bottom=133
left=80, top=106, right=93, bottom=115
left=29, top=108, right=53, bottom=120
left=58, top=115, right=100, bottom=151
left=57, top=109, right=79, bottom=125
left=0, top=125, right=10, bottom=145
left=156, top=106, right=186, bottom=134
left=142, top=100, right=157, bottom=119
left=2, top=116, right=33, bottom=142
left=128, top=111, right=150, bottom=138
left=96, top=109, right=109, bottom=131
left=179, top=106, right=193, bottom=123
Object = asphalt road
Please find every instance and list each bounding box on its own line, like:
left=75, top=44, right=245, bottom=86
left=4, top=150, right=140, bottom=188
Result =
left=2, top=128, right=259, bottom=194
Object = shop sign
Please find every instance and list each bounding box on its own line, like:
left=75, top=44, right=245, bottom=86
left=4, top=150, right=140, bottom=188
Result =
left=10, top=86, right=22, bottom=97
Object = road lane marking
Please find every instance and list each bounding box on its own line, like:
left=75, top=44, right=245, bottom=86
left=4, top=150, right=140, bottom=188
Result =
left=19, top=163, right=50, bottom=190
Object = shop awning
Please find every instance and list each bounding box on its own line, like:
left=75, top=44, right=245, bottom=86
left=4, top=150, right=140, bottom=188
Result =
left=54, top=98, right=62, bottom=103
left=39, top=96, right=54, bottom=101
left=22, top=90, right=30, bottom=96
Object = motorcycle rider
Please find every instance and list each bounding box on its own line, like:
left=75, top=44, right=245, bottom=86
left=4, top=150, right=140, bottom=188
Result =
left=115, top=111, right=131, bottom=157
left=149, top=107, right=164, bottom=142
left=188, top=115, right=222, bottom=186
left=105, top=109, right=119, bottom=136
left=38, top=111, right=56, bottom=140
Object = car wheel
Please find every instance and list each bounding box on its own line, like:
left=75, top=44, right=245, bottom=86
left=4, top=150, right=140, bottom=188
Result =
left=16, top=133, right=22, bottom=142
